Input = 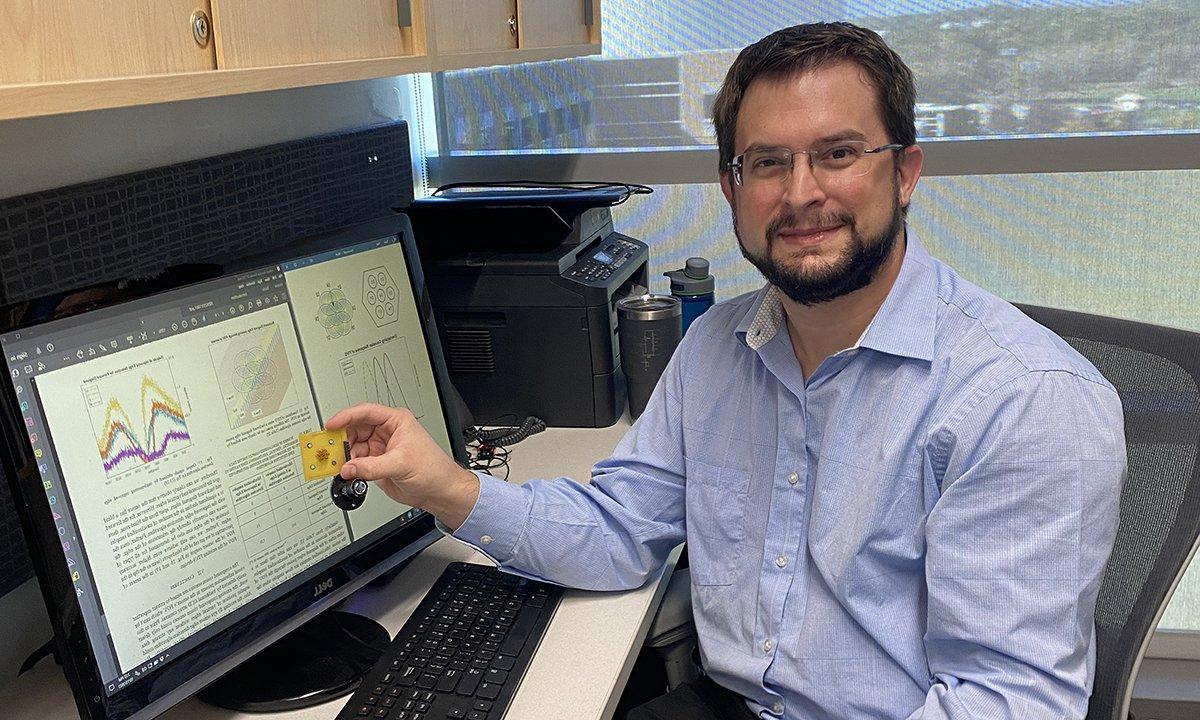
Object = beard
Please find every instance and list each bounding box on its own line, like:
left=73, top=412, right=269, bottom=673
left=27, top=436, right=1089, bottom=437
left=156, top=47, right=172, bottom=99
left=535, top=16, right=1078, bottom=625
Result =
left=735, top=190, right=905, bottom=307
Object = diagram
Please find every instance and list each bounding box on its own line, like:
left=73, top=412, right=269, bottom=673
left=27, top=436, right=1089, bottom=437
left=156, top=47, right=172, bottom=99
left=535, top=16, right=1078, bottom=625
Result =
left=340, top=337, right=424, bottom=418
left=85, top=359, right=191, bottom=477
left=315, top=284, right=355, bottom=340
left=363, top=266, right=399, bottom=328
left=211, top=324, right=298, bottom=429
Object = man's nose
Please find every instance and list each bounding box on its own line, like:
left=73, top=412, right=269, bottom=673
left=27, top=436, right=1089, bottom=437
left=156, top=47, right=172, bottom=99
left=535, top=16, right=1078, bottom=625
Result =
left=780, top=154, right=828, bottom=208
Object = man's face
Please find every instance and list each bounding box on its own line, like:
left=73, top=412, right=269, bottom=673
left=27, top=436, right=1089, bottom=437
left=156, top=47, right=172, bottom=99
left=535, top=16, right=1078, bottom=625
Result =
left=720, top=62, right=923, bottom=305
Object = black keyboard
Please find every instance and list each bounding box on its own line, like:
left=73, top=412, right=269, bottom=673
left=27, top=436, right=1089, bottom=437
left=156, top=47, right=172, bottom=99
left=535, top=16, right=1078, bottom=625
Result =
left=336, top=562, right=563, bottom=720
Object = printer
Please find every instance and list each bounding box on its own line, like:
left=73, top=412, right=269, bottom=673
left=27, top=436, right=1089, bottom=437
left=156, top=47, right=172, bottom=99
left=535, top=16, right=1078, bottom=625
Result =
left=405, top=187, right=650, bottom=428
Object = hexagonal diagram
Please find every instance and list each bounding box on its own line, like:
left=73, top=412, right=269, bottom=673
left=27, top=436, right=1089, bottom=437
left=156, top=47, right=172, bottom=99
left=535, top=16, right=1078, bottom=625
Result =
left=363, top=266, right=399, bottom=327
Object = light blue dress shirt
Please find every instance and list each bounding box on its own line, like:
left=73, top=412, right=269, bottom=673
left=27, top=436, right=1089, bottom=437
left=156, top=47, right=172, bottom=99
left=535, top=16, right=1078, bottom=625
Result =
left=453, top=230, right=1126, bottom=719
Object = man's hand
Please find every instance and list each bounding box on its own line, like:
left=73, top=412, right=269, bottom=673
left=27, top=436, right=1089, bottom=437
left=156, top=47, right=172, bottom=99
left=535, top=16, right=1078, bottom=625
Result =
left=325, top=403, right=480, bottom=530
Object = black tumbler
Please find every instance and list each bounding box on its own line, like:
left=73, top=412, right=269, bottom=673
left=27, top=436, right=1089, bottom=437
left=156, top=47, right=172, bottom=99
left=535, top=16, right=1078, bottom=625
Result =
left=617, top=294, right=682, bottom=420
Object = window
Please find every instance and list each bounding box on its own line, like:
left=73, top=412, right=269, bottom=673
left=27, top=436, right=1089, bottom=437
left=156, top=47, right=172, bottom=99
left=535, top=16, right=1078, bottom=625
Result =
left=433, top=0, right=1200, bottom=157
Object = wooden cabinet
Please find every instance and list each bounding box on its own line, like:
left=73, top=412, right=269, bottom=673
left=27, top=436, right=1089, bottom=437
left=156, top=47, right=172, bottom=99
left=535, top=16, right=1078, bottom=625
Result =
left=0, top=0, right=216, bottom=84
left=518, top=0, right=595, bottom=50
left=427, top=0, right=600, bottom=71
left=0, top=0, right=601, bottom=121
left=428, top=0, right=517, bottom=55
left=211, top=0, right=425, bottom=68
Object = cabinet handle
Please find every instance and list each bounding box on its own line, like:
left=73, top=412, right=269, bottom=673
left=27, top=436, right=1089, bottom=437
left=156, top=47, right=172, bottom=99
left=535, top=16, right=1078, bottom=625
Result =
left=584, top=0, right=594, bottom=26
left=397, top=0, right=412, bottom=28
left=508, top=14, right=517, bottom=36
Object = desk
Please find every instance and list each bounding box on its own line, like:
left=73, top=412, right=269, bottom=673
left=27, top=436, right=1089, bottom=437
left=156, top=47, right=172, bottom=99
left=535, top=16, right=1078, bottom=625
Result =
left=2, top=422, right=679, bottom=720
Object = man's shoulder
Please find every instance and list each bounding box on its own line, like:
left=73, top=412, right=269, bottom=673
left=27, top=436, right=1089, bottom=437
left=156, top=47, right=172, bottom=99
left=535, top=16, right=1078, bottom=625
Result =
left=930, top=260, right=1113, bottom=391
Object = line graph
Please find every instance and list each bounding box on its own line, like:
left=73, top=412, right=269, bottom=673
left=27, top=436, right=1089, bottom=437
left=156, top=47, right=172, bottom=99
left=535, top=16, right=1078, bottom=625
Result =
left=85, top=360, right=191, bottom=477
left=340, top=337, right=424, bottom=418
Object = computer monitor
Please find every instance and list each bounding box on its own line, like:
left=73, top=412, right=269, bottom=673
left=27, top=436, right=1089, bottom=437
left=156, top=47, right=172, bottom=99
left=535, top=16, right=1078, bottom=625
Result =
left=0, top=215, right=464, bottom=720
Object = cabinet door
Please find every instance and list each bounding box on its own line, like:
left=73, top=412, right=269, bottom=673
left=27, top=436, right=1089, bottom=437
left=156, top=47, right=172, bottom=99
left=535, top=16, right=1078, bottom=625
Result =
left=0, top=0, right=216, bottom=84
left=211, top=0, right=419, bottom=68
left=427, top=0, right=517, bottom=55
left=516, top=0, right=596, bottom=50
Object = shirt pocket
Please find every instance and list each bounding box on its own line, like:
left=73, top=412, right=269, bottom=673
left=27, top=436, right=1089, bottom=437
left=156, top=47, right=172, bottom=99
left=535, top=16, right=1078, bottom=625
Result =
left=684, top=456, right=749, bottom=586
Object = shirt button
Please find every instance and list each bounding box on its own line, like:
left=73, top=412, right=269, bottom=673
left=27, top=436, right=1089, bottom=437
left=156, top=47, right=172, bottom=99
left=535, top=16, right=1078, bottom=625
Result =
left=775, top=556, right=788, bottom=568
left=787, top=471, right=799, bottom=485
left=772, top=701, right=785, bottom=714
left=762, top=638, right=774, bottom=653
left=480, top=535, right=493, bottom=545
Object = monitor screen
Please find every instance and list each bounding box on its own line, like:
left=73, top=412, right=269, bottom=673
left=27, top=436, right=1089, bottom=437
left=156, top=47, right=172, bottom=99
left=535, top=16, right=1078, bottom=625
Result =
left=0, top=216, right=461, bottom=720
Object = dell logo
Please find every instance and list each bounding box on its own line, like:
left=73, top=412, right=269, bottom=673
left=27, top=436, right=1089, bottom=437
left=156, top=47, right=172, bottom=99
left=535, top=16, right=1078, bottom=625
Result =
left=313, top=578, right=334, bottom=597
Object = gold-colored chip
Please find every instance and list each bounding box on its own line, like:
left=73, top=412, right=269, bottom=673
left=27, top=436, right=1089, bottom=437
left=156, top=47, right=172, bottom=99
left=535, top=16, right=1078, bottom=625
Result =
left=299, top=428, right=349, bottom=480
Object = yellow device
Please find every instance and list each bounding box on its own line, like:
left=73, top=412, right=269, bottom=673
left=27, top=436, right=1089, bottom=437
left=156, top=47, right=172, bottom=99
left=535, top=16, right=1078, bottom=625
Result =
left=299, top=428, right=350, bottom=480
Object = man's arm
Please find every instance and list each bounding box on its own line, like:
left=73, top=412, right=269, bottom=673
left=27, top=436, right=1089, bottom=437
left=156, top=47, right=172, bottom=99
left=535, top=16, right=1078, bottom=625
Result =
left=908, top=370, right=1125, bottom=719
left=327, top=327, right=694, bottom=592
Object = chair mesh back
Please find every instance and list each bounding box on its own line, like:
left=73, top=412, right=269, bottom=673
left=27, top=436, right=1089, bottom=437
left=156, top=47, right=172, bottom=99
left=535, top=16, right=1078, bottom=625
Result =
left=1016, top=304, right=1200, bottom=720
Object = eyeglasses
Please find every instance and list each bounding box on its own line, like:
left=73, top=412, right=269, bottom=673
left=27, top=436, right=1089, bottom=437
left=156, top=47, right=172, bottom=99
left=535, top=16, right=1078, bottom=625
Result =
left=727, top=140, right=906, bottom=187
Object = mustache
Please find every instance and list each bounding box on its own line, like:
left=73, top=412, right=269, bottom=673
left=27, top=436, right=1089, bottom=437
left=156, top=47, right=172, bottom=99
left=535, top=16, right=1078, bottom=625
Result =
left=766, top=210, right=854, bottom=240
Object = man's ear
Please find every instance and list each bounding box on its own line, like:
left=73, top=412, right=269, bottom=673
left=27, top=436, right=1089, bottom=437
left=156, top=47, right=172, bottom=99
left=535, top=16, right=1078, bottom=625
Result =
left=896, top=144, right=924, bottom=209
left=720, top=171, right=735, bottom=208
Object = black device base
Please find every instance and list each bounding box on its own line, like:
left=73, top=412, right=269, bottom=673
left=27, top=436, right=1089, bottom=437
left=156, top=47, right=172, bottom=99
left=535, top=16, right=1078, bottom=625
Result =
left=332, top=476, right=370, bottom=511
left=198, top=610, right=390, bottom=712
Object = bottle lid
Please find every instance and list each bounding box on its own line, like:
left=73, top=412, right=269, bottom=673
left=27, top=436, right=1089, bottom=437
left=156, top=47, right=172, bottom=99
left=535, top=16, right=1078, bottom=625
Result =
left=664, top=257, right=714, bottom=296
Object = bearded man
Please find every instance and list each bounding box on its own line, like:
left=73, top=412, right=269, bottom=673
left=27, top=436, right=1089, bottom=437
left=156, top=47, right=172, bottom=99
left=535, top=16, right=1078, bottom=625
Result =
left=327, top=22, right=1126, bottom=720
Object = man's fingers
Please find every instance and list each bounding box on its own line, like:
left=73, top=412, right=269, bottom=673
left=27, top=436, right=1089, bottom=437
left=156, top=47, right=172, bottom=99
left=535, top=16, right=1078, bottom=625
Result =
left=341, top=453, right=394, bottom=482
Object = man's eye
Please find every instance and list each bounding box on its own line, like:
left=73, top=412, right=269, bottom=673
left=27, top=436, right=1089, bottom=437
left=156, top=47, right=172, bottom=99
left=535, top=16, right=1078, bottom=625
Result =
left=753, top=156, right=786, bottom=169
left=822, top=146, right=858, bottom=162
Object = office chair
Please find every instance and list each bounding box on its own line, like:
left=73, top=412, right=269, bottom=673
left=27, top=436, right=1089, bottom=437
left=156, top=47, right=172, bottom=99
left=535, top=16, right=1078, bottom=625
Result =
left=644, top=303, right=1200, bottom=720
left=1016, top=303, right=1200, bottom=720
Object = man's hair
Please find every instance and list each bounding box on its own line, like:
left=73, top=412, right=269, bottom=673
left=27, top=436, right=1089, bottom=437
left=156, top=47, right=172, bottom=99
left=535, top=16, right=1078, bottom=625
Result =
left=712, top=22, right=917, bottom=172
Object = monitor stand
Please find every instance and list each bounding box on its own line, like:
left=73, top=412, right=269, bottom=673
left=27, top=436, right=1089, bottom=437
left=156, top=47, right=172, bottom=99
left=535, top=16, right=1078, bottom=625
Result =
left=198, top=610, right=390, bottom=712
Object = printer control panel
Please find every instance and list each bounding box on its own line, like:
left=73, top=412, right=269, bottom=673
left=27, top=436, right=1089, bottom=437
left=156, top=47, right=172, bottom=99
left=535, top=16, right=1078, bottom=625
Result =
left=566, top=237, right=642, bottom=284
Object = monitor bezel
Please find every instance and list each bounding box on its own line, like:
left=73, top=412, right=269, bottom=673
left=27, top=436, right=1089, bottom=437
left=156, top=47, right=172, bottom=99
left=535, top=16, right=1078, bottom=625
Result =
left=0, top=214, right=466, bottom=720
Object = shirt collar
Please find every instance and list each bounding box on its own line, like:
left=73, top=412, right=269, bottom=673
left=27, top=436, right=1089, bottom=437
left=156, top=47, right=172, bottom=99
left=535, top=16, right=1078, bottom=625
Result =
left=734, top=227, right=938, bottom=362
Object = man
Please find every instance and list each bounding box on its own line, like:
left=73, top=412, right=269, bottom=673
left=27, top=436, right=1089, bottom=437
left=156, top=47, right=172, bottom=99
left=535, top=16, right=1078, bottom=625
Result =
left=327, top=22, right=1126, bottom=719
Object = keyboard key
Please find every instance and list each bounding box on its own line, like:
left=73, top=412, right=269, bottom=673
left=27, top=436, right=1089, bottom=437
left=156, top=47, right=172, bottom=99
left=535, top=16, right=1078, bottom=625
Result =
left=473, top=700, right=493, bottom=712
left=475, top=682, right=501, bottom=701
left=445, top=708, right=466, bottom=719
left=437, top=669, right=461, bottom=693
left=396, top=666, right=420, bottom=687
left=482, top=668, right=508, bottom=685
left=416, top=673, right=439, bottom=689
left=466, top=712, right=487, bottom=720
left=454, top=667, right=483, bottom=696
left=491, top=656, right=515, bottom=671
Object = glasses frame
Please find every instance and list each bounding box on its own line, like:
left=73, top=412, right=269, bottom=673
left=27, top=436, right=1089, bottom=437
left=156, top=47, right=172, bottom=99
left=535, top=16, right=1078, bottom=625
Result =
left=726, top=142, right=908, bottom=187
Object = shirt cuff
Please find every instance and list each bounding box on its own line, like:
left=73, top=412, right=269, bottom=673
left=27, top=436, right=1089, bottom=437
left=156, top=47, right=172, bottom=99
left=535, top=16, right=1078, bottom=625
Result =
left=441, top=470, right=531, bottom=564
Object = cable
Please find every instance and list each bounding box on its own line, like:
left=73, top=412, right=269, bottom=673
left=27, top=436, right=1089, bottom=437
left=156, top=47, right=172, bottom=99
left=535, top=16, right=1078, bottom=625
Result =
left=463, top=415, right=546, bottom=481
left=432, top=181, right=653, bottom=206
